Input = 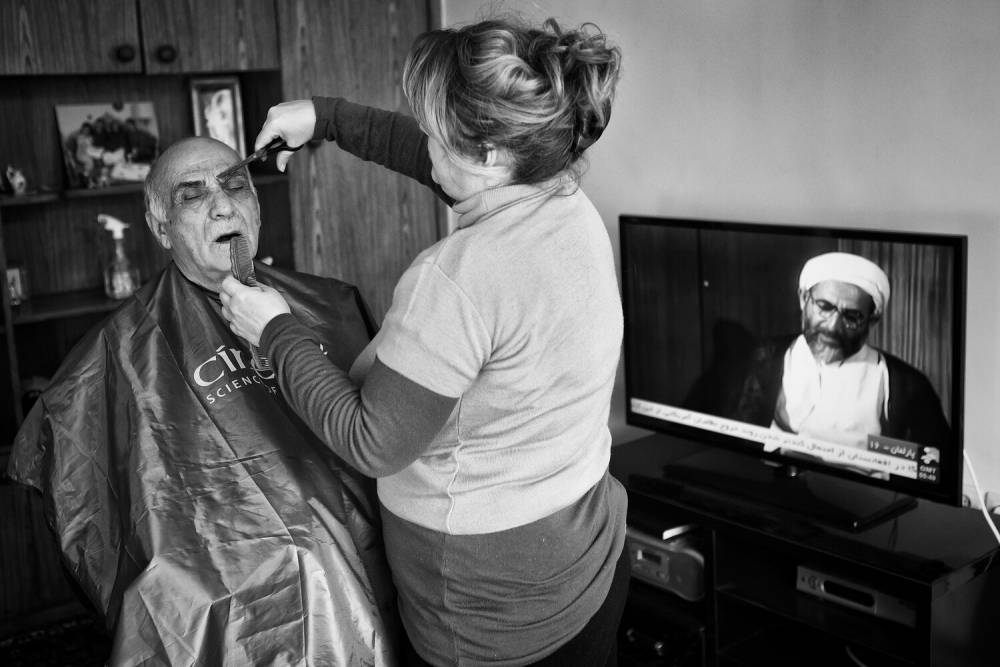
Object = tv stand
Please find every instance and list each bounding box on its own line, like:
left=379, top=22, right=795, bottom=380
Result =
left=655, top=448, right=918, bottom=531
left=612, top=434, right=1000, bottom=667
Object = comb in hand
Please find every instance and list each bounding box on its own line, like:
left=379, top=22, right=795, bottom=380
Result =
left=229, top=236, right=270, bottom=371
left=229, top=234, right=257, bottom=286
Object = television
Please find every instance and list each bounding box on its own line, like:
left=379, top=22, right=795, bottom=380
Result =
left=620, top=215, right=967, bottom=531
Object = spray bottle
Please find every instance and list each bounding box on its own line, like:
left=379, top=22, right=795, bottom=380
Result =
left=97, top=214, right=140, bottom=300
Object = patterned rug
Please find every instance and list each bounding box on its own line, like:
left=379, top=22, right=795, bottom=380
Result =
left=0, top=614, right=111, bottom=667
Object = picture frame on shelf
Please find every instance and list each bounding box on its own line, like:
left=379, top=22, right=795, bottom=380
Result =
left=55, top=101, right=160, bottom=190
left=190, top=76, right=246, bottom=157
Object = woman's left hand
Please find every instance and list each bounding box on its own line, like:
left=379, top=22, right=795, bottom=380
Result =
left=220, top=276, right=291, bottom=346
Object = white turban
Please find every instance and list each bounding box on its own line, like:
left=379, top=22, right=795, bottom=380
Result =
left=799, top=252, right=891, bottom=315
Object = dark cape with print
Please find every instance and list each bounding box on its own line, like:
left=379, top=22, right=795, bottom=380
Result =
left=7, top=262, right=400, bottom=666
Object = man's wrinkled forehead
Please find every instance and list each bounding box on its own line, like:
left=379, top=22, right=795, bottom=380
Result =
left=155, top=139, right=239, bottom=187
left=169, top=153, right=235, bottom=185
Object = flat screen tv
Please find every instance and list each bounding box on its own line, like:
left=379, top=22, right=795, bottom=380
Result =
left=620, top=215, right=967, bottom=530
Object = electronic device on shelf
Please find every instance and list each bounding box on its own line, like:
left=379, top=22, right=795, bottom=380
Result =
left=620, top=215, right=967, bottom=531
left=618, top=530, right=708, bottom=667
left=625, top=524, right=705, bottom=601
left=796, top=565, right=916, bottom=626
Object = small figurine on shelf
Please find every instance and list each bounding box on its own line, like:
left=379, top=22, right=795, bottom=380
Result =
left=97, top=213, right=141, bottom=300
left=2, top=164, right=28, bottom=195
left=6, top=265, right=29, bottom=305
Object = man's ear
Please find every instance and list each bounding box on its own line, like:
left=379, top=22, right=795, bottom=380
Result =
left=145, top=211, right=172, bottom=250
left=797, top=288, right=809, bottom=311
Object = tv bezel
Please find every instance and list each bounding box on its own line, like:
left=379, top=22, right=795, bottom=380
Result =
left=620, top=214, right=968, bottom=508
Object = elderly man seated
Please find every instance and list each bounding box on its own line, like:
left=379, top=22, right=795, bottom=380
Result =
left=6, top=137, right=400, bottom=665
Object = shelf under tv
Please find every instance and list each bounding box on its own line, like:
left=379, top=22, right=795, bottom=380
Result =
left=631, top=447, right=918, bottom=533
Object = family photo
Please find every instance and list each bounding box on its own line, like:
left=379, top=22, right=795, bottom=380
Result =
left=55, top=101, right=159, bottom=189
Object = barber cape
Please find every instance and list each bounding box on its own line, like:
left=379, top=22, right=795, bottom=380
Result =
left=7, top=262, right=400, bottom=666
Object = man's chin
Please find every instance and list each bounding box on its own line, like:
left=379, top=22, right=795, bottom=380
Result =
left=807, top=339, right=847, bottom=364
left=174, top=262, right=233, bottom=293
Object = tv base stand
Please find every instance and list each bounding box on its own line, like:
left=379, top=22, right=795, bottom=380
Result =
left=647, top=447, right=918, bottom=531
left=611, top=434, right=1000, bottom=667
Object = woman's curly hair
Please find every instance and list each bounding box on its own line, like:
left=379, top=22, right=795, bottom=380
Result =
left=403, top=17, right=622, bottom=185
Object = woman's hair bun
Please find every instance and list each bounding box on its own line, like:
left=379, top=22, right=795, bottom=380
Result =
left=403, top=16, right=622, bottom=184
left=528, top=19, right=621, bottom=160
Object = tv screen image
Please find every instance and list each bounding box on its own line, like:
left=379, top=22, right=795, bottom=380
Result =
left=620, top=215, right=967, bottom=527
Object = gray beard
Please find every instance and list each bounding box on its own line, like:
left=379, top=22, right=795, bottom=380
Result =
left=804, top=328, right=864, bottom=364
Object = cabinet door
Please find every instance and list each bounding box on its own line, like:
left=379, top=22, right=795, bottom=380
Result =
left=0, top=0, right=142, bottom=74
left=139, top=0, right=279, bottom=74
left=278, top=0, right=444, bottom=322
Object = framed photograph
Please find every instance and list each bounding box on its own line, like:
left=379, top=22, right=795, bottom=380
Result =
left=55, top=101, right=160, bottom=189
left=190, top=76, right=246, bottom=157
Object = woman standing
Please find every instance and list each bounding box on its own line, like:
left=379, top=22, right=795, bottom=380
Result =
left=221, top=17, right=626, bottom=666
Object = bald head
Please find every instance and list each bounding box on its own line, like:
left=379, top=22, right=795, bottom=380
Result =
left=145, top=137, right=246, bottom=222
left=142, top=136, right=261, bottom=291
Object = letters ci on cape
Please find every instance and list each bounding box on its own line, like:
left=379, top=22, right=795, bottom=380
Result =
left=7, top=263, right=402, bottom=665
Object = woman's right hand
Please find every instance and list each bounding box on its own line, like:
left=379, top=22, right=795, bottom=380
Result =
left=254, top=99, right=317, bottom=172
left=219, top=276, right=292, bottom=347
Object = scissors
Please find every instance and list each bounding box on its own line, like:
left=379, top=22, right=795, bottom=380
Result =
left=216, top=137, right=303, bottom=181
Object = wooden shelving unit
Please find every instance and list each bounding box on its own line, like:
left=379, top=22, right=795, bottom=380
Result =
left=0, top=0, right=291, bottom=631
left=0, top=0, right=440, bottom=639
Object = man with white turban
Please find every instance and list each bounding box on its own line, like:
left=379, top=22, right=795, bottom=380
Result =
left=730, top=252, right=950, bottom=455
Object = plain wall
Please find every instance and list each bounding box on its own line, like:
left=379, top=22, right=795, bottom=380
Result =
left=441, top=0, right=1000, bottom=503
